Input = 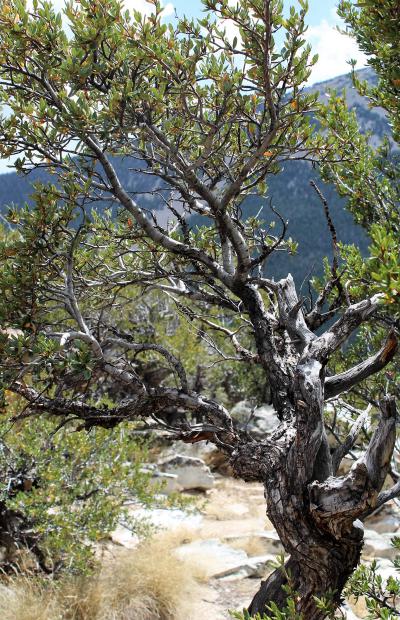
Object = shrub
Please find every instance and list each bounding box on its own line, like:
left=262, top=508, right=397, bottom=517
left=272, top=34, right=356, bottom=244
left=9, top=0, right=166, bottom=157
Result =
left=0, top=406, right=157, bottom=574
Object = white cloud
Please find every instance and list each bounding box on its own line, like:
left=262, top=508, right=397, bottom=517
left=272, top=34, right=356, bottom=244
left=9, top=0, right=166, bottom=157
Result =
left=219, top=17, right=241, bottom=48
left=305, top=18, right=367, bottom=85
left=123, top=0, right=174, bottom=17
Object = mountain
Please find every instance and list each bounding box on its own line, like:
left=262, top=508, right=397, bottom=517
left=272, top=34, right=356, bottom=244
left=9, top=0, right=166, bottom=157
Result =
left=264, top=67, right=385, bottom=284
left=308, top=68, right=387, bottom=146
left=0, top=68, right=385, bottom=286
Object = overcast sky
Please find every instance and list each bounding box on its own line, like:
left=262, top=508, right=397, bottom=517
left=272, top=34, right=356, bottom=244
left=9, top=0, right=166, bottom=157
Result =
left=0, top=1, right=366, bottom=174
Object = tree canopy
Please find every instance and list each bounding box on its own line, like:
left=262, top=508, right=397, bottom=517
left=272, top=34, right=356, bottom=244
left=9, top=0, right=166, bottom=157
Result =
left=0, top=0, right=398, bottom=617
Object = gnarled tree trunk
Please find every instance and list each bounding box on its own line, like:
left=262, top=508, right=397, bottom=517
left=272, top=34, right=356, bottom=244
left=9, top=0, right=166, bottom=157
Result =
left=248, top=498, right=364, bottom=618
left=9, top=269, right=398, bottom=617
left=230, top=354, right=397, bottom=619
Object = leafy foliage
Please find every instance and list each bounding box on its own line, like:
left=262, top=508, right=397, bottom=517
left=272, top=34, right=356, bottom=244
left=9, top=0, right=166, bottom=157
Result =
left=0, top=391, right=157, bottom=573
left=345, top=538, right=400, bottom=619
left=315, top=1, right=400, bottom=615
left=0, top=1, right=398, bottom=618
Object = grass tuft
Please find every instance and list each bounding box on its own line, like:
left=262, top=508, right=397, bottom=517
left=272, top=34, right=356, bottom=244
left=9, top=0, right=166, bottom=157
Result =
left=0, top=536, right=199, bottom=620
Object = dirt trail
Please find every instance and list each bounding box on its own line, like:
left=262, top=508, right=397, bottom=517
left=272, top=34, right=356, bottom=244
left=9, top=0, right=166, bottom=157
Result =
left=182, top=476, right=276, bottom=618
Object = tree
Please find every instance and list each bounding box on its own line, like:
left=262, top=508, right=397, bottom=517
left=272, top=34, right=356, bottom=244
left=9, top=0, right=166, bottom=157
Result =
left=313, top=2, right=400, bottom=616
left=316, top=0, right=400, bottom=485
left=0, top=0, right=398, bottom=617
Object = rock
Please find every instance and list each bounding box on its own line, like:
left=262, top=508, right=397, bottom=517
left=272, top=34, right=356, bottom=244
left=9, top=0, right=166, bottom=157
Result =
left=230, top=401, right=279, bottom=438
left=131, top=507, right=203, bottom=531
left=141, top=464, right=183, bottom=495
left=158, top=454, right=215, bottom=491
left=340, top=603, right=362, bottom=620
left=363, top=529, right=399, bottom=560
left=371, top=557, right=398, bottom=583
left=252, top=405, right=279, bottom=434
left=230, top=400, right=253, bottom=423
left=223, top=531, right=284, bottom=555
left=164, top=440, right=218, bottom=460
left=215, top=554, right=276, bottom=580
left=187, top=585, right=227, bottom=620
left=176, top=539, right=280, bottom=581
left=365, top=507, right=400, bottom=534
left=111, top=507, right=203, bottom=548
left=110, top=525, right=140, bottom=549
left=152, top=470, right=183, bottom=494
left=175, top=539, right=249, bottom=578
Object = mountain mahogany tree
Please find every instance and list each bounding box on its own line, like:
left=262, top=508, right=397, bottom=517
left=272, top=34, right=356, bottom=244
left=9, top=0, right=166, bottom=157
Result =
left=0, top=0, right=398, bottom=617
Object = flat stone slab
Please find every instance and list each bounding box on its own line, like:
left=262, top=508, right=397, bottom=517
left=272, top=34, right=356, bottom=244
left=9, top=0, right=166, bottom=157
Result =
left=175, top=539, right=249, bottom=578
left=363, top=529, right=399, bottom=560
left=132, top=507, right=203, bottom=530
left=214, top=554, right=277, bottom=581
left=111, top=507, right=203, bottom=548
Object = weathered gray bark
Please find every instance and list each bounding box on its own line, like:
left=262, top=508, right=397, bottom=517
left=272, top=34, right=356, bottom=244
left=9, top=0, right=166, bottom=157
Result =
left=228, top=278, right=398, bottom=619
left=248, top=540, right=362, bottom=619
left=237, top=393, right=397, bottom=619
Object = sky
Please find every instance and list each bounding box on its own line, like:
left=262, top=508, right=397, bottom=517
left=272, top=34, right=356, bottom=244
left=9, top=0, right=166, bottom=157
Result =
left=162, top=0, right=367, bottom=85
left=33, top=0, right=367, bottom=85
left=0, top=1, right=367, bottom=174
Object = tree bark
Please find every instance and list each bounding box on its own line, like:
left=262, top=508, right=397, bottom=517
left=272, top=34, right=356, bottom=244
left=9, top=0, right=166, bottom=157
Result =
left=232, top=279, right=395, bottom=619
left=230, top=380, right=397, bottom=619
left=248, top=536, right=363, bottom=618
left=248, top=510, right=363, bottom=619
left=245, top=445, right=365, bottom=618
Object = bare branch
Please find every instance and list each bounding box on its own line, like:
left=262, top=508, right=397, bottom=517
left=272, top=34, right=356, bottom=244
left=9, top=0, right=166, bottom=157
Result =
left=325, top=330, right=398, bottom=399
left=331, top=406, right=371, bottom=475
left=307, top=294, right=384, bottom=363
left=103, top=337, right=189, bottom=392
left=363, top=396, right=397, bottom=494
left=9, top=382, right=237, bottom=449
left=377, top=479, right=400, bottom=508
left=84, top=137, right=235, bottom=288
left=275, top=274, right=315, bottom=350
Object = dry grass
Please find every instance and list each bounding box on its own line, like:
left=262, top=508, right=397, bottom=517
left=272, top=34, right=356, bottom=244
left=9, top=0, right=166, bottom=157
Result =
left=0, top=581, right=54, bottom=620
left=0, top=536, right=201, bottom=620
left=204, top=493, right=251, bottom=521
left=97, top=538, right=198, bottom=620
left=227, top=535, right=269, bottom=557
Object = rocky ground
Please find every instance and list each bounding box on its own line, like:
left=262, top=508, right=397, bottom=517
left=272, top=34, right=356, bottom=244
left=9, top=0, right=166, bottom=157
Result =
left=109, top=439, right=400, bottom=620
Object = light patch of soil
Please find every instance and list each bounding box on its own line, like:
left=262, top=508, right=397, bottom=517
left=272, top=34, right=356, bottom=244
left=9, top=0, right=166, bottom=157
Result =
left=198, top=476, right=273, bottom=533
left=181, top=476, right=275, bottom=618
left=187, top=578, right=261, bottom=620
